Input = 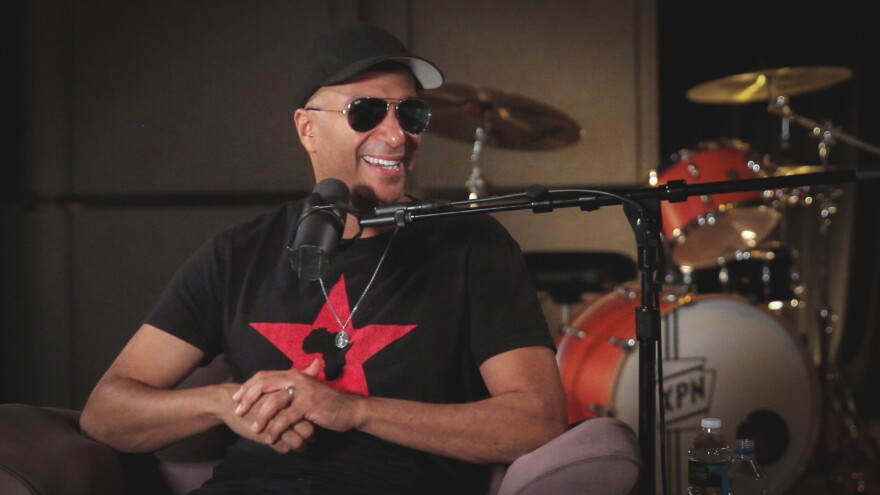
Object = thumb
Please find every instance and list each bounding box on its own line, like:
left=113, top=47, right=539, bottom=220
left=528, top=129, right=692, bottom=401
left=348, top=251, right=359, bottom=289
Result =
left=303, top=358, right=323, bottom=377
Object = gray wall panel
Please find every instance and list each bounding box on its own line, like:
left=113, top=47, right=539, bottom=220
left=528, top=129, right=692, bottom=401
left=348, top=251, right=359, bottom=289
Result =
left=1, top=208, right=72, bottom=406
left=71, top=205, right=271, bottom=407
left=70, top=1, right=328, bottom=194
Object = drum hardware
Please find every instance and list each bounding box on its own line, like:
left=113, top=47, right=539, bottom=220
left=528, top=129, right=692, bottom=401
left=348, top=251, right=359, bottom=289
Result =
left=561, top=324, right=586, bottom=339
left=466, top=127, right=489, bottom=200
left=764, top=98, right=880, bottom=492
left=589, top=403, right=611, bottom=417
left=767, top=97, right=880, bottom=159
left=608, top=335, right=636, bottom=350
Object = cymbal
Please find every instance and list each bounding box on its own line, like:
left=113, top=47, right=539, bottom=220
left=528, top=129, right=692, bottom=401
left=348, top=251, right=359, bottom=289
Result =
left=686, top=66, right=852, bottom=104
left=419, top=82, right=583, bottom=150
left=772, top=164, right=837, bottom=176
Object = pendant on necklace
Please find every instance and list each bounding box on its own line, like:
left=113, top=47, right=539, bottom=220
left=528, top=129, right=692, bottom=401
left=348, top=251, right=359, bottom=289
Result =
left=335, top=330, right=351, bottom=349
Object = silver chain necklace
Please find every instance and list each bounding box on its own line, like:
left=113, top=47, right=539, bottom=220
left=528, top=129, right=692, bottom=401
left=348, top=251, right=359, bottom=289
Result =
left=319, top=227, right=399, bottom=349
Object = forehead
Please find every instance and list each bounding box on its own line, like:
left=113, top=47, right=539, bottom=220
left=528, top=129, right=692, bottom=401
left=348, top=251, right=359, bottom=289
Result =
left=310, top=67, right=417, bottom=103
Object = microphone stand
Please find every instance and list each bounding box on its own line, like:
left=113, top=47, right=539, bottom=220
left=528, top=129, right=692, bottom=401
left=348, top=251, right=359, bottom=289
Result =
left=361, top=169, right=866, bottom=495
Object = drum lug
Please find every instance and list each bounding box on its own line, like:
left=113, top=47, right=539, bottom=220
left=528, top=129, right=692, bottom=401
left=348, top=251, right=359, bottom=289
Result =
left=696, top=212, right=717, bottom=226
left=609, top=335, right=636, bottom=351
left=588, top=403, right=613, bottom=417
left=617, top=285, right=639, bottom=300
left=561, top=325, right=587, bottom=339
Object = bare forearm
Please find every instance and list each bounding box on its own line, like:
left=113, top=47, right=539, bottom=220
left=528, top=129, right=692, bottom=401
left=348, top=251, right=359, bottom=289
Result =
left=354, top=390, right=566, bottom=464
left=81, top=377, right=235, bottom=452
left=236, top=348, right=567, bottom=463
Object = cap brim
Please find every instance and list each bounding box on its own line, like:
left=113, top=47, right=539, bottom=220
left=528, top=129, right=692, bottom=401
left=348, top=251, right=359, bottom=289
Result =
left=324, top=55, right=444, bottom=91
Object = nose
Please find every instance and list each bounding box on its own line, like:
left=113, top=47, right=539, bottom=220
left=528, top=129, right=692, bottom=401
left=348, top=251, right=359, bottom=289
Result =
left=371, top=103, right=407, bottom=146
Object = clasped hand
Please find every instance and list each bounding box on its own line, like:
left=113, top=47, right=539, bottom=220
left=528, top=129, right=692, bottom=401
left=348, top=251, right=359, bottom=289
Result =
left=228, top=358, right=363, bottom=453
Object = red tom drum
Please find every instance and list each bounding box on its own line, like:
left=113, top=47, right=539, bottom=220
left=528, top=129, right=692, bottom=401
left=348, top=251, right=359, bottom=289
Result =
left=657, top=139, right=779, bottom=270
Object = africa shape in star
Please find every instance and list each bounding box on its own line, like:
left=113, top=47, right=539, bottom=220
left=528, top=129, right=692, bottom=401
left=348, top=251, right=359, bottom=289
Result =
left=250, top=276, right=416, bottom=396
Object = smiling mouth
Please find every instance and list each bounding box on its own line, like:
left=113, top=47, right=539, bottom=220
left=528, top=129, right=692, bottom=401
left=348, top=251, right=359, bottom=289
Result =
left=362, top=155, right=403, bottom=170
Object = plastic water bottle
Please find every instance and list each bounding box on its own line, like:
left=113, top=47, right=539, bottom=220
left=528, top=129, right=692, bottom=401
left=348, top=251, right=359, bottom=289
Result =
left=687, top=417, right=732, bottom=495
left=724, top=438, right=769, bottom=495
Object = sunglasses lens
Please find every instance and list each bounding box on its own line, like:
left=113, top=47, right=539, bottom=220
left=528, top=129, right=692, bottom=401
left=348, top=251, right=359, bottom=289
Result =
left=346, top=98, right=431, bottom=134
left=347, top=98, right=389, bottom=132
left=396, top=99, right=431, bottom=134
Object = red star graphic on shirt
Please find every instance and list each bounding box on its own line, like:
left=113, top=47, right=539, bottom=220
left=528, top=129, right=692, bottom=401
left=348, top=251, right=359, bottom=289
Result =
left=250, top=276, right=416, bottom=396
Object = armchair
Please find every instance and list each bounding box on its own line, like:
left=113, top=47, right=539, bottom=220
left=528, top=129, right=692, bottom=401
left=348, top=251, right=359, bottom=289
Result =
left=0, top=356, right=641, bottom=495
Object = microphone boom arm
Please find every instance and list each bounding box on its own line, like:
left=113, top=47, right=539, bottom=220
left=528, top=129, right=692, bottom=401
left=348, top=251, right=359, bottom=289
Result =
left=359, top=170, right=859, bottom=228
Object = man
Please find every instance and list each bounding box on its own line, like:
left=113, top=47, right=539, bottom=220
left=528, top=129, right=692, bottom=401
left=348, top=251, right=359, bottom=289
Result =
left=81, top=22, right=566, bottom=495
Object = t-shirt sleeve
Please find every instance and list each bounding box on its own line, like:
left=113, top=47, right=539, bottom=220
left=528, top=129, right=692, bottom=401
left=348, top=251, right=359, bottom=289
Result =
left=144, top=232, right=227, bottom=359
left=466, top=217, right=554, bottom=365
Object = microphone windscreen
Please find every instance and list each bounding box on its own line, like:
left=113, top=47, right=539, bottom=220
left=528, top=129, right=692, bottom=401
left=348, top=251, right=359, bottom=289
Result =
left=314, top=178, right=350, bottom=204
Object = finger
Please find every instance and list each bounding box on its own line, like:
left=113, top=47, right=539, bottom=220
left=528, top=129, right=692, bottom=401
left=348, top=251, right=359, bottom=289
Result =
left=292, top=420, right=316, bottom=443
left=268, top=437, right=292, bottom=454
left=235, top=373, right=288, bottom=416
left=233, top=370, right=270, bottom=402
left=233, top=373, right=269, bottom=415
left=280, top=429, right=309, bottom=452
left=251, top=390, right=291, bottom=435
left=261, top=399, right=304, bottom=443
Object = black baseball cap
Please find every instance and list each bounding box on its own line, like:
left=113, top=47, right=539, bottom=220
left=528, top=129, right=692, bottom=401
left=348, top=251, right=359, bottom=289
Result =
left=292, top=22, right=444, bottom=109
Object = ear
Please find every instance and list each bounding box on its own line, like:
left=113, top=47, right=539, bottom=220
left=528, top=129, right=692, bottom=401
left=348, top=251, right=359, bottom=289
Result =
left=294, top=109, right=316, bottom=153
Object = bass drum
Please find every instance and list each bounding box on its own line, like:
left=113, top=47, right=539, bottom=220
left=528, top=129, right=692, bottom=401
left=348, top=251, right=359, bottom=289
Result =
left=557, top=285, right=819, bottom=495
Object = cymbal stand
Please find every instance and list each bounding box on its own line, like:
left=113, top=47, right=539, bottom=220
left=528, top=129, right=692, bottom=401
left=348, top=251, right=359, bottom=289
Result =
left=775, top=95, right=793, bottom=154
left=466, top=101, right=495, bottom=202
left=771, top=101, right=879, bottom=491
left=466, top=126, right=488, bottom=201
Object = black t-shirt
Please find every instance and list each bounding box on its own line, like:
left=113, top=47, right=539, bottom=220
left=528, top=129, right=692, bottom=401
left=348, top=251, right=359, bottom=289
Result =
left=146, top=200, right=553, bottom=495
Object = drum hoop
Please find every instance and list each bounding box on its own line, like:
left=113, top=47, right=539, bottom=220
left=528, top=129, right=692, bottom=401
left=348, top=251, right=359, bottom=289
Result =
left=659, top=137, right=759, bottom=175
left=664, top=203, right=781, bottom=244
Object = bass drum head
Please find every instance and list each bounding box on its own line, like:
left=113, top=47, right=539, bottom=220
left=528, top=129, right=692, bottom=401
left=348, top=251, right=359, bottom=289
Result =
left=558, top=288, right=819, bottom=495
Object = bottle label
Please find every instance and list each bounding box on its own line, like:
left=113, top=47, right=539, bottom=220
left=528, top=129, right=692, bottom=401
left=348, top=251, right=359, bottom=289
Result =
left=688, top=460, right=729, bottom=487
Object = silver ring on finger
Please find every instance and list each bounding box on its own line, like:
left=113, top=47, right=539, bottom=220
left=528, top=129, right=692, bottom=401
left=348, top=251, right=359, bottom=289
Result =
left=285, top=385, right=296, bottom=401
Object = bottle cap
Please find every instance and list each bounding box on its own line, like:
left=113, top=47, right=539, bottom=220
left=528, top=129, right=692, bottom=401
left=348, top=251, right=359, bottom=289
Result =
left=701, top=417, right=722, bottom=429
left=735, top=438, right=755, bottom=453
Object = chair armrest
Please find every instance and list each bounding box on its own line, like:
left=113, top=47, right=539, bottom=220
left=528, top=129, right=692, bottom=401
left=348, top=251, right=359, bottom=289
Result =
left=497, top=417, right=642, bottom=495
left=0, top=404, right=125, bottom=495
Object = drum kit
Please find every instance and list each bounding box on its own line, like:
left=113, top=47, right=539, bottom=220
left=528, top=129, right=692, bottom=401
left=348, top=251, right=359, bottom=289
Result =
left=419, top=67, right=878, bottom=495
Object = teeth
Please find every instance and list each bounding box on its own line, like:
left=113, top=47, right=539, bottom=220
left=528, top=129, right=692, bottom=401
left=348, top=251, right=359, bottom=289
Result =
left=363, top=156, right=401, bottom=169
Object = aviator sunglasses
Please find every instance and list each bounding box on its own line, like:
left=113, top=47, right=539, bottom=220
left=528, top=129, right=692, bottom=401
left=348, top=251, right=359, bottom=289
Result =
left=305, top=97, right=432, bottom=135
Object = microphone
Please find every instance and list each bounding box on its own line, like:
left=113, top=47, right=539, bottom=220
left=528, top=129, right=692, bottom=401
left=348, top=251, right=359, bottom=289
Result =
left=289, top=178, right=350, bottom=281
